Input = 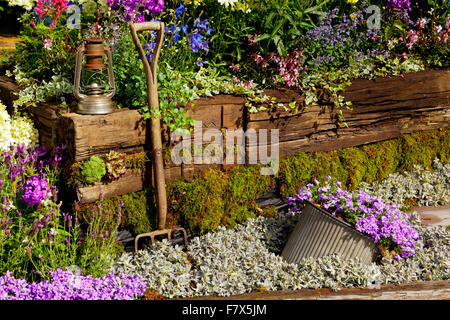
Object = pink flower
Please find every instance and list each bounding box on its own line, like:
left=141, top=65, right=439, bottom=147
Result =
left=229, top=64, right=240, bottom=72
left=434, top=25, right=443, bottom=34
left=402, top=52, right=408, bottom=59
left=417, top=18, right=427, bottom=30
left=43, top=38, right=53, bottom=50
left=407, top=30, right=419, bottom=44
left=248, top=35, right=258, bottom=46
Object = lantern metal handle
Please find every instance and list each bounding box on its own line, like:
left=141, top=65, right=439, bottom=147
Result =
left=129, top=21, right=167, bottom=230
left=73, top=46, right=86, bottom=101
left=104, top=47, right=116, bottom=99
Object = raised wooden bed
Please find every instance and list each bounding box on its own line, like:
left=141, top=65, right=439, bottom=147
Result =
left=76, top=168, right=143, bottom=204
left=0, top=68, right=449, bottom=204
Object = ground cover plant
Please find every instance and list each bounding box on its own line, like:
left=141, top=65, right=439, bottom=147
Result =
left=109, top=157, right=449, bottom=298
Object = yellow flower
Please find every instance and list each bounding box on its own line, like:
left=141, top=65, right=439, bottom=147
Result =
left=11, top=116, right=39, bottom=148
left=348, top=0, right=358, bottom=4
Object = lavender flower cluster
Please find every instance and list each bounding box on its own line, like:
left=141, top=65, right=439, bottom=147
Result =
left=287, top=176, right=420, bottom=260
left=298, top=8, right=387, bottom=68
left=1, top=144, right=65, bottom=208
left=386, top=0, right=411, bottom=13
left=0, top=268, right=147, bottom=300
left=107, top=0, right=164, bottom=22
left=21, top=175, right=51, bottom=206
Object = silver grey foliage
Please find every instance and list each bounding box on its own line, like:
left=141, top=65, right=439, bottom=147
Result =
left=110, top=161, right=450, bottom=298
left=359, top=159, right=450, bottom=208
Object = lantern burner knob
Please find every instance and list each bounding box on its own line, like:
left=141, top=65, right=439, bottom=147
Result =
left=86, top=82, right=104, bottom=95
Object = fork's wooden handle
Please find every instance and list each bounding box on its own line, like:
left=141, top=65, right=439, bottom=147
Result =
left=129, top=21, right=167, bottom=231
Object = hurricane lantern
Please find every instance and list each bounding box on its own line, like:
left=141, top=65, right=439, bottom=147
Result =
left=73, top=38, right=116, bottom=115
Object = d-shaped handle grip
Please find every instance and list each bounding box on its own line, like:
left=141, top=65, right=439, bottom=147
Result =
left=130, top=21, right=163, bottom=32
left=129, top=21, right=164, bottom=86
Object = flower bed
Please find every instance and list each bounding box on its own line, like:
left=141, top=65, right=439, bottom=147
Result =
left=0, top=269, right=146, bottom=300
left=110, top=210, right=449, bottom=298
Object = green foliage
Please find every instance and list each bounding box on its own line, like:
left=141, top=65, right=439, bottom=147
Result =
left=79, top=156, right=106, bottom=186
left=14, top=12, right=79, bottom=83
left=112, top=30, right=197, bottom=132
left=252, top=0, right=329, bottom=56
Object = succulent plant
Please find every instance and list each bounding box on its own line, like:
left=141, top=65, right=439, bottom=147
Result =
left=104, top=151, right=127, bottom=181
left=79, top=156, right=106, bottom=185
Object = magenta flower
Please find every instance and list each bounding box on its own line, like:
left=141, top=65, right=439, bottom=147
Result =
left=288, top=176, right=420, bottom=260
left=21, top=175, right=51, bottom=206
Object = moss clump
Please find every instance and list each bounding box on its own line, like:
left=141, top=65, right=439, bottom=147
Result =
left=76, top=186, right=157, bottom=236
left=398, top=129, right=446, bottom=171
left=168, top=165, right=274, bottom=235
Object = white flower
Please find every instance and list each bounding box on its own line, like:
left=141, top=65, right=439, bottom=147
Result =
left=0, top=100, right=39, bottom=151
left=217, top=0, right=238, bottom=7
left=43, top=38, right=53, bottom=50
left=6, top=0, right=35, bottom=11
left=6, top=201, right=16, bottom=211
left=10, top=115, right=39, bottom=148
left=0, top=103, right=13, bottom=151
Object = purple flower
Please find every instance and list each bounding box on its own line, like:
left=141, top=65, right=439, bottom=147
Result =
left=21, top=176, right=51, bottom=206
left=287, top=177, right=420, bottom=260
left=174, top=2, right=185, bottom=19
left=0, top=269, right=147, bottom=300
left=107, top=0, right=164, bottom=22
left=386, top=0, right=411, bottom=13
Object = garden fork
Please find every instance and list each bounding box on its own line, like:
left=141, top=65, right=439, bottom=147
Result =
left=129, top=21, right=188, bottom=252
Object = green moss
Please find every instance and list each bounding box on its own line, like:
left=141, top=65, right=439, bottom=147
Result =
left=398, top=129, right=444, bottom=171
left=168, top=165, right=274, bottom=234
left=168, top=169, right=229, bottom=234
left=338, top=147, right=368, bottom=189
left=278, top=127, right=449, bottom=197
left=226, top=165, right=274, bottom=228
left=277, top=152, right=313, bottom=197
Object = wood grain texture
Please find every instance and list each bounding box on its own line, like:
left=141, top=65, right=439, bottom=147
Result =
left=76, top=168, right=143, bottom=204
left=59, top=108, right=147, bottom=162
left=181, top=280, right=450, bottom=300
left=1, top=69, right=449, bottom=185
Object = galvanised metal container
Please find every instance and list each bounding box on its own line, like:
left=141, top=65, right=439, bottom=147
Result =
left=281, top=200, right=380, bottom=265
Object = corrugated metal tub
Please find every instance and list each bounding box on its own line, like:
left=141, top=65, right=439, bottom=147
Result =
left=281, top=201, right=380, bottom=265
